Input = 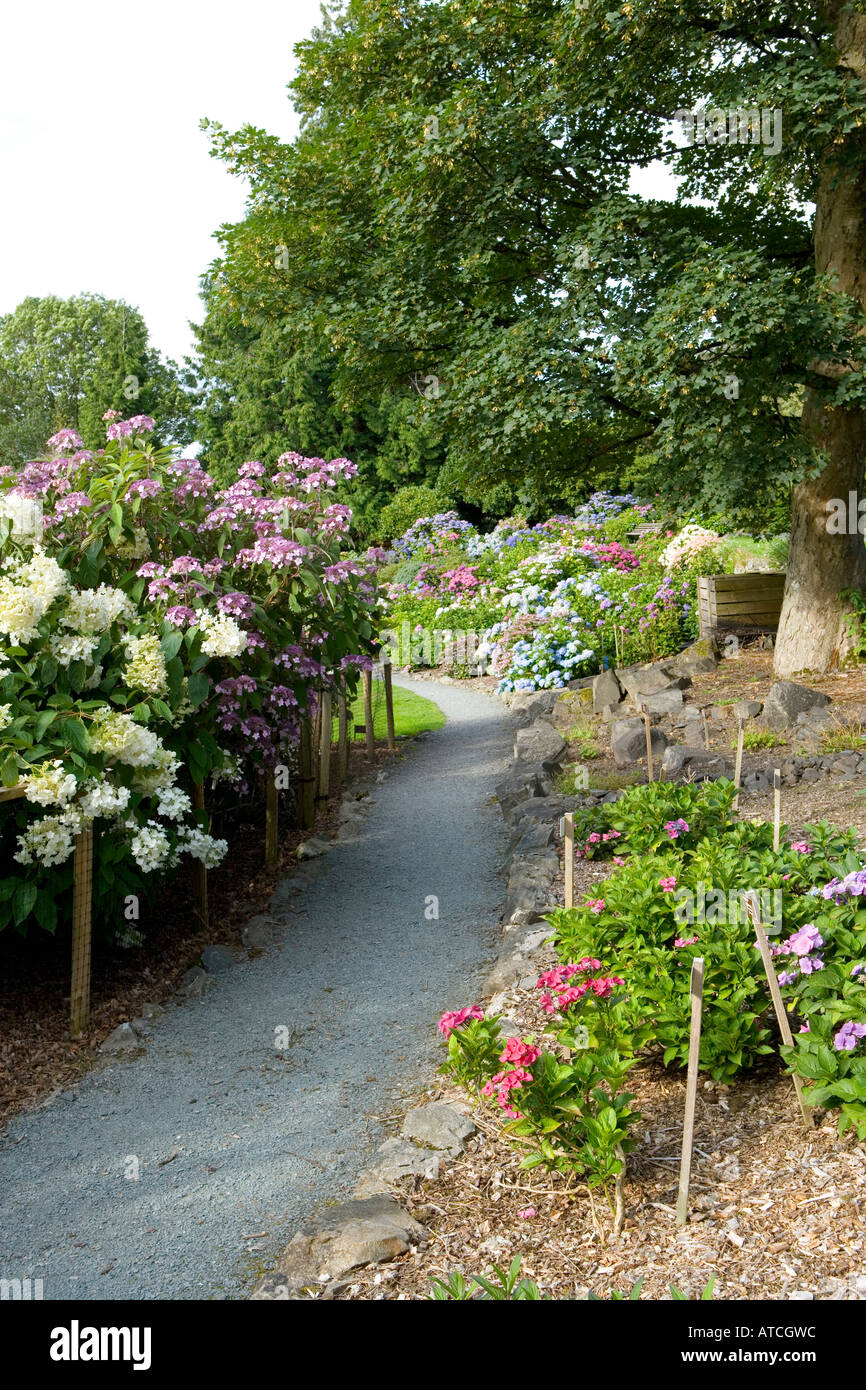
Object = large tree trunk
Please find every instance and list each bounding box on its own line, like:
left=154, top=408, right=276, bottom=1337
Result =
left=774, top=2, right=866, bottom=678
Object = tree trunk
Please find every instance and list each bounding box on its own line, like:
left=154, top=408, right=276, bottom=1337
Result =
left=773, top=2, right=866, bottom=678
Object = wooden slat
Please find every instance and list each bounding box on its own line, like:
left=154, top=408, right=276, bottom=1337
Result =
left=710, top=573, right=785, bottom=592
left=0, top=784, right=25, bottom=802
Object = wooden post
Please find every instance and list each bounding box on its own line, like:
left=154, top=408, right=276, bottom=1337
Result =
left=641, top=703, right=654, bottom=783
left=70, top=826, right=94, bottom=1037
left=564, top=812, right=575, bottom=909
left=298, top=717, right=315, bottom=829
left=317, top=690, right=332, bottom=804
left=337, top=686, right=349, bottom=785
left=613, top=625, right=620, bottom=664
left=191, top=781, right=208, bottom=932
left=383, top=661, right=397, bottom=752
left=363, top=669, right=375, bottom=761
left=745, top=896, right=811, bottom=1128
left=733, top=718, right=744, bottom=813
left=773, top=769, right=781, bottom=852
left=676, top=956, right=705, bottom=1228
left=701, top=708, right=710, bottom=751
left=265, top=774, right=278, bottom=868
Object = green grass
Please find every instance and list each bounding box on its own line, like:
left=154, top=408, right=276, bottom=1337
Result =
left=333, top=680, right=446, bottom=742
left=731, top=728, right=785, bottom=751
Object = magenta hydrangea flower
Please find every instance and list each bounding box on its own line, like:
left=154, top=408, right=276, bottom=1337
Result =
left=45, top=428, right=84, bottom=452
left=834, top=1020, right=866, bottom=1052
left=665, top=818, right=690, bottom=840
left=437, top=1005, right=484, bottom=1038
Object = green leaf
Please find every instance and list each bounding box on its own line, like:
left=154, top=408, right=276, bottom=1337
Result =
left=65, top=719, right=91, bottom=754
left=12, top=881, right=37, bottom=926
left=187, top=672, right=210, bottom=707
left=0, top=752, right=20, bottom=787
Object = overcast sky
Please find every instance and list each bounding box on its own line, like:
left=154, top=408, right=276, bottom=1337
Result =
left=0, top=0, right=324, bottom=365
left=0, top=1, right=677, bottom=369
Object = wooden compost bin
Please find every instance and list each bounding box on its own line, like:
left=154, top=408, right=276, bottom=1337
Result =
left=697, top=573, right=786, bottom=638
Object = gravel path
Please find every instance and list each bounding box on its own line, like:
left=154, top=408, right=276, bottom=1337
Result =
left=0, top=677, right=512, bottom=1300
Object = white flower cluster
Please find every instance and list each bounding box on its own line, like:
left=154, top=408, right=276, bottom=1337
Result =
left=123, top=633, right=168, bottom=696
left=130, top=820, right=171, bottom=872
left=0, top=550, right=69, bottom=643
left=155, top=786, right=191, bottom=820
left=15, top=810, right=82, bottom=867
left=179, top=825, right=228, bottom=868
left=90, top=710, right=162, bottom=767
left=62, top=583, right=134, bottom=635
left=198, top=610, right=248, bottom=658
left=113, top=527, right=150, bottom=560
left=0, top=493, right=43, bottom=541
left=0, top=703, right=11, bottom=730
left=21, top=758, right=78, bottom=807
left=659, top=524, right=720, bottom=571
left=50, top=632, right=99, bottom=666
left=131, top=746, right=180, bottom=796
left=77, top=778, right=131, bottom=819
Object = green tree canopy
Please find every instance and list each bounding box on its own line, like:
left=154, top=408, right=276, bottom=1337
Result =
left=0, top=293, right=195, bottom=460
left=201, top=0, right=866, bottom=673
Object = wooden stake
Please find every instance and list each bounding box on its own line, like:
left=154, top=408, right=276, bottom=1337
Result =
left=69, top=826, right=94, bottom=1037
left=191, top=781, right=208, bottom=932
left=337, top=686, right=349, bottom=785
left=733, top=718, right=744, bottom=813
left=773, top=769, right=781, bottom=851
left=265, top=774, right=278, bottom=868
left=701, top=708, right=710, bottom=751
left=613, top=625, right=620, bottom=664
left=383, top=661, right=397, bottom=752
left=641, top=703, right=654, bottom=783
left=745, top=897, right=811, bottom=1128
left=676, top=956, right=705, bottom=1228
left=298, top=717, right=315, bottom=829
left=363, top=669, right=375, bottom=761
left=317, top=690, right=332, bottom=804
left=564, top=812, right=574, bottom=909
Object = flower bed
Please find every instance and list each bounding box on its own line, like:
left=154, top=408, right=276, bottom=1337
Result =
left=0, top=416, right=379, bottom=940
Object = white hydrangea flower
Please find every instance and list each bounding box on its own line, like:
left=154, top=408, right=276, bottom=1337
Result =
left=49, top=632, right=100, bottom=666
left=14, top=809, right=82, bottom=867
left=113, top=527, right=150, bottom=560
left=62, top=583, right=134, bottom=635
left=198, top=610, right=248, bottom=658
left=0, top=703, right=11, bottom=729
left=131, top=746, right=180, bottom=796
left=123, top=633, right=168, bottom=696
left=129, top=820, right=171, bottom=872
left=83, top=663, right=104, bottom=691
left=90, top=710, right=163, bottom=767
left=77, top=777, right=131, bottom=819
left=20, top=758, right=78, bottom=807
left=179, top=826, right=228, bottom=868
left=155, top=786, right=191, bottom=820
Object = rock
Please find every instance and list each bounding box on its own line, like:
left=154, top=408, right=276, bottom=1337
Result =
left=513, top=720, right=567, bottom=768
left=592, top=668, right=623, bottom=714
left=402, top=1102, right=476, bottom=1156
left=789, top=1291, right=814, bottom=1301
left=761, top=681, right=831, bottom=730
left=505, top=794, right=584, bottom=828
left=178, top=966, right=213, bottom=998
left=800, top=765, right=821, bottom=782
left=549, top=688, right=594, bottom=730
left=639, top=688, right=684, bottom=716
left=600, top=702, right=628, bottom=722
left=743, top=769, right=771, bottom=793
left=611, top=717, right=669, bottom=768
left=795, top=706, right=834, bottom=731
left=506, top=690, right=559, bottom=726
left=201, top=945, right=235, bottom=974
left=495, top=767, right=544, bottom=816
left=353, top=1139, right=441, bottom=1197
left=254, top=1196, right=426, bottom=1295
left=710, top=704, right=730, bottom=721
left=297, top=837, right=330, bottom=860
left=661, top=746, right=733, bottom=780
left=733, top=699, right=763, bottom=721
left=512, top=822, right=557, bottom=854
left=616, top=660, right=681, bottom=702
left=100, top=1022, right=143, bottom=1055
left=666, top=638, right=719, bottom=677
left=241, top=915, right=275, bottom=949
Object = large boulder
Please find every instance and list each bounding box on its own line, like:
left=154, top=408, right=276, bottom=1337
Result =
left=495, top=765, right=546, bottom=816
left=666, top=638, right=719, bottom=678
left=513, top=720, right=567, bottom=768
left=761, top=681, right=831, bottom=730
left=592, top=668, right=623, bottom=714
left=506, top=794, right=585, bottom=828
left=733, top=699, right=763, bottom=721
left=661, top=745, right=733, bottom=780
left=611, top=717, right=669, bottom=768
left=549, top=687, right=595, bottom=730
left=253, top=1196, right=426, bottom=1296
left=639, top=687, right=684, bottom=716
left=402, top=1102, right=476, bottom=1156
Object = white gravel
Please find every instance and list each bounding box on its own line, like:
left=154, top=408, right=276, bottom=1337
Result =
left=0, top=677, right=513, bottom=1300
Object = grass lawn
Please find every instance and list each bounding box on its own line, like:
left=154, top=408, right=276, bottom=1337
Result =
left=333, top=680, right=445, bottom=741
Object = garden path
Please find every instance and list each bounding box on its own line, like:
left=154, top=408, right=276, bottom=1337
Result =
left=0, top=677, right=512, bottom=1299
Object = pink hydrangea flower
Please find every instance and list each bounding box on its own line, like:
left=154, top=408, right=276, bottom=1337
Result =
left=437, top=1005, right=483, bottom=1038
left=660, top=876, right=678, bottom=891
left=674, top=936, right=699, bottom=948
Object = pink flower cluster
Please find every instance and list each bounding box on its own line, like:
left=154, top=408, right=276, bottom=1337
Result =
left=536, top=959, right=623, bottom=1014
left=665, top=818, right=690, bottom=839
left=674, top=935, right=699, bottom=948
left=482, top=1062, right=535, bottom=1119
left=575, top=828, right=621, bottom=859
left=660, top=876, right=678, bottom=891
left=437, top=1005, right=484, bottom=1038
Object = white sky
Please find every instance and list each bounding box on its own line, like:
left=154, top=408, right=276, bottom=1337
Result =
left=0, top=0, right=324, bottom=365
left=0, top=2, right=678, bottom=369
